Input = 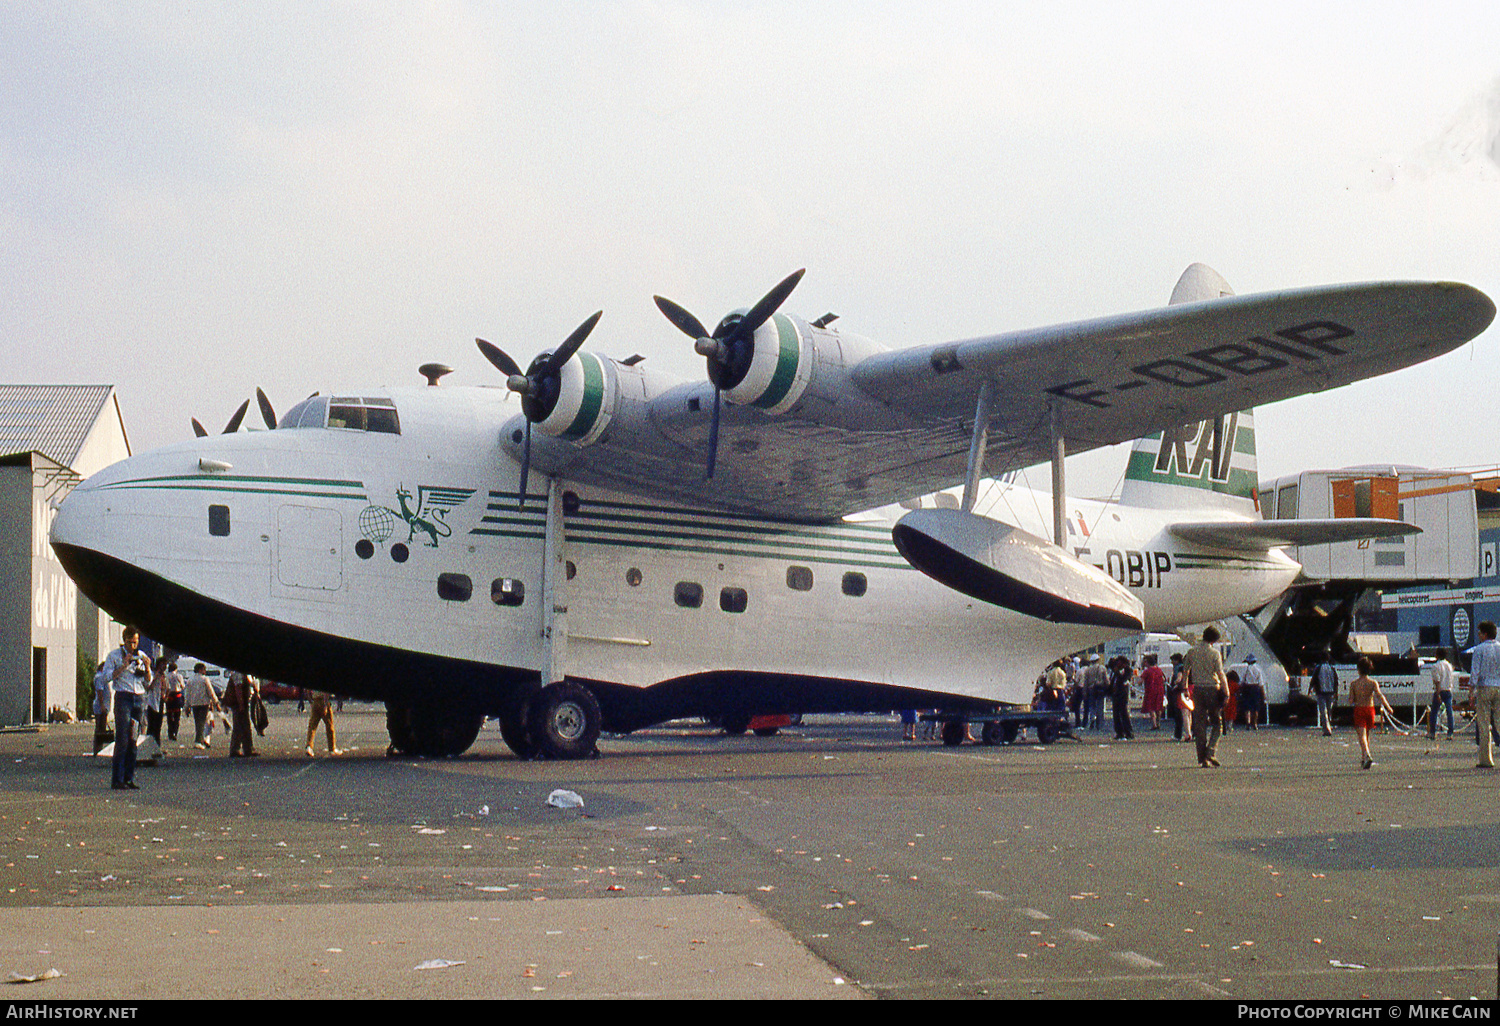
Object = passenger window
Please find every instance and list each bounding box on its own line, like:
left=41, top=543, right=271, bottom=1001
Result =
left=786, top=566, right=813, bottom=592
left=437, top=573, right=472, bottom=602
left=720, top=586, right=748, bottom=613
left=674, top=582, right=704, bottom=609
left=491, top=578, right=525, bottom=607
left=208, top=505, right=230, bottom=537
left=841, top=571, right=868, bottom=597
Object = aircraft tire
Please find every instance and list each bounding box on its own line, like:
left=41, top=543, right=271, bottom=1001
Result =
left=721, top=713, right=750, bottom=735
left=388, top=701, right=484, bottom=758
left=529, top=682, right=601, bottom=760
left=753, top=726, right=780, bottom=737
left=498, top=687, right=540, bottom=761
left=385, top=703, right=416, bottom=755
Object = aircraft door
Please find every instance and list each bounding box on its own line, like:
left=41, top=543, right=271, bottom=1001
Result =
left=276, top=505, right=344, bottom=591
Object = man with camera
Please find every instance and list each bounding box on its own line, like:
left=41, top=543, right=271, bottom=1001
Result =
left=101, top=627, right=149, bottom=790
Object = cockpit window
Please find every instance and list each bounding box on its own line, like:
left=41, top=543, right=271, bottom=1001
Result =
left=327, top=397, right=399, bottom=435
left=277, top=396, right=330, bottom=429
left=275, top=395, right=398, bottom=434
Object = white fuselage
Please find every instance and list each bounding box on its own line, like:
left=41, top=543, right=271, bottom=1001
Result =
left=50, top=384, right=1300, bottom=721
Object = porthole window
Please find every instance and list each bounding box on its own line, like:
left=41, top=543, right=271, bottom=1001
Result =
left=208, top=504, right=230, bottom=537
left=720, top=586, right=748, bottom=613
left=626, top=567, right=642, bottom=587
left=438, top=573, right=473, bottom=602
left=565, top=560, right=576, bottom=580
left=355, top=539, right=374, bottom=560
left=786, top=566, right=813, bottom=592
left=674, top=581, right=703, bottom=608
left=491, top=578, right=525, bottom=607
left=841, top=571, right=868, bottom=597
left=391, top=543, right=409, bottom=563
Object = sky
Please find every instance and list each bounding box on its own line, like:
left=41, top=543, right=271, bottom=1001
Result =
left=4, top=1, right=1499, bottom=500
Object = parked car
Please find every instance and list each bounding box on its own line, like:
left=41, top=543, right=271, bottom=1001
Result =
left=259, top=680, right=301, bottom=704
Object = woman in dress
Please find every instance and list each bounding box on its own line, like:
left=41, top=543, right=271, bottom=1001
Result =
left=1139, top=654, right=1166, bottom=730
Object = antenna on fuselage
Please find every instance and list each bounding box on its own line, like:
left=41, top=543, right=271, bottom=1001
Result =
left=420, top=363, right=454, bottom=386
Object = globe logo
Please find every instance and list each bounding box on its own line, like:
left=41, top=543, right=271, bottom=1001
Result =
left=1453, top=607, right=1471, bottom=649
left=359, top=505, right=396, bottom=544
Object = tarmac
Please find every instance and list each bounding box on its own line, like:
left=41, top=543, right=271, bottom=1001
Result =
left=1, top=705, right=1497, bottom=1002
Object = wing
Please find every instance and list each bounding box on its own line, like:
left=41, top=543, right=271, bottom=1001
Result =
left=521, top=279, right=1493, bottom=522
left=1167, top=517, right=1420, bottom=552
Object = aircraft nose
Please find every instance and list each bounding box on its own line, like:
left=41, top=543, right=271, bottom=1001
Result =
left=49, top=480, right=94, bottom=551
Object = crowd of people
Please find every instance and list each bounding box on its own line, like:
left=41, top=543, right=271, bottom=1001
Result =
left=93, top=626, right=342, bottom=790
left=1023, top=626, right=1499, bottom=771
left=1032, top=627, right=1267, bottom=757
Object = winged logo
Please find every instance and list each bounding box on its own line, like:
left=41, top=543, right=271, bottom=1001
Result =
left=360, top=485, right=476, bottom=548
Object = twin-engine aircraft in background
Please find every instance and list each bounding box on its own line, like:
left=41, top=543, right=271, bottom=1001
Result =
left=50, top=264, right=1494, bottom=758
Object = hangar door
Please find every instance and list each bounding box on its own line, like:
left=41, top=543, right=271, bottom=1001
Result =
left=277, top=505, right=344, bottom=591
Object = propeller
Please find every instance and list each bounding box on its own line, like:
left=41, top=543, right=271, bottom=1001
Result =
left=190, top=399, right=250, bottom=438
left=476, top=310, right=603, bottom=508
left=653, top=269, right=805, bottom=478
left=255, top=388, right=276, bottom=429
left=191, top=389, right=276, bottom=438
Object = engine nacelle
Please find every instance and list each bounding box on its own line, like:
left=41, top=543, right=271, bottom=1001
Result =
left=532, top=350, right=618, bottom=446
left=722, top=312, right=815, bottom=414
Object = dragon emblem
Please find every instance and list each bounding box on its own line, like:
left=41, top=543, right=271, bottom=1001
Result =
left=359, top=485, right=475, bottom=548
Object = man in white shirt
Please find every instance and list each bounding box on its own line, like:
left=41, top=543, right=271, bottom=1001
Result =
left=101, top=627, right=149, bottom=790
left=1428, top=647, right=1455, bottom=740
left=1468, top=623, right=1500, bottom=769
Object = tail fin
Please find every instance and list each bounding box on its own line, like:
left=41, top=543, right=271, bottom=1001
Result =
left=1121, top=411, right=1259, bottom=513
left=1119, top=264, right=1258, bottom=514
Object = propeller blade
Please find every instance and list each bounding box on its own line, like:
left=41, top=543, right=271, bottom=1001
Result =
left=653, top=295, right=710, bottom=341
left=256, top=388, right=276, bottom=429
left=736, top=268, right=805, bottom=339
left=706, top=387, right=722, bottom=480
left=223, top=400, right=249, bottom=434
left=191, top=418, right=207, bottom=439
left=536, top=310, right=603, bottom=376
left=476, top=338, right=523, bottom=379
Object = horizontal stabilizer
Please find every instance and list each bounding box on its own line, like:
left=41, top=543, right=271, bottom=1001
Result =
left=893, top=509, right=1144, bottom=630
left=1167, top=517, right=1421, bottom=551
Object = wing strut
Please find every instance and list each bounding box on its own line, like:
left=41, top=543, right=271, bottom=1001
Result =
left=541, top=477, right=570, bottom=687
left=961, top=380, right=996, bottom=513
left=1050, top=403, right=1067, bottom=548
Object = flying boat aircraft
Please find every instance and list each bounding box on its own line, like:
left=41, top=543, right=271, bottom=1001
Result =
left=49, top=264, right=1494, bottom=758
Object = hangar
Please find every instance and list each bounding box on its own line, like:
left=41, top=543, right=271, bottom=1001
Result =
left=0, top=385, right=131, bottom=726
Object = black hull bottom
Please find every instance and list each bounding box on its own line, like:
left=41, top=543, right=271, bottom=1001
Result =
left=55, top=543, right=997, bottom=737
